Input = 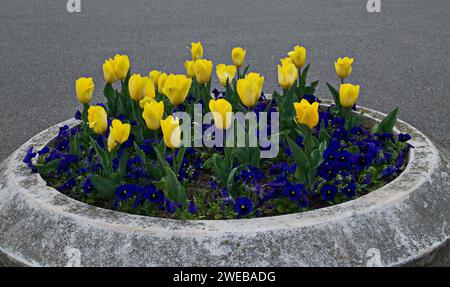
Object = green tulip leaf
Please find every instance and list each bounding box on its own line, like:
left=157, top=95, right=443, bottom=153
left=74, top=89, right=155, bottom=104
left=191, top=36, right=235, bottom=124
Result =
left=373, top=107, right=399, bottom=134
left=90, top=175, right=117, bottom=200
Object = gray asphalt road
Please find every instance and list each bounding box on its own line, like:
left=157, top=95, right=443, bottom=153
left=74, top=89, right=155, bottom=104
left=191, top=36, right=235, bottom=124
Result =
left=0, top=0, right=449, bottom=162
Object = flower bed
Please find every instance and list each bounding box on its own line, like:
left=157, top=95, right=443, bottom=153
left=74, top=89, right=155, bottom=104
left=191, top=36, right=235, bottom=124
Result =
left=24, top=43, right=411, bottom=220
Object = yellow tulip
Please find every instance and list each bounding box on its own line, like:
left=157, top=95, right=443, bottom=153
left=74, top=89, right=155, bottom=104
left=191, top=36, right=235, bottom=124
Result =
left=232, top=47, right=246, bottom=68
left=334, top=57, right=354, bottom=79
left=157, top=72, right=167, bottom=91
left=162, top=74, right=192, bottom=106
left=107, top=119, right=131, bottom=152
left=87, top=105, right=108, bottom=134
left=160, top=115, right=181, bottom=149
left=185, top=60, right=196, bottom=78
left=113, top=54, right=130, bottom=80
left=139, top=95, right=154, bottom=109
left=281, top=57, right=293, bottom=66
left=236, top=73, right=264, bottom=108
left=294, top=99, right=319, bottom=129
left=209, top=99, right=233, bottom=130
left=216, top=64, right=237, bottom=87
left=288, top=45, right=307, bottom=68
left=278, top=60, right=298, bottom=89
left=339, top=83, right=360, bottom=108
left=149, top=70, right=161, bottom=87
left=142, top=101, right=164, bottom=130
left=194, top=59, right=213, bottom=85
left=76, top=77, right=94, bottom=104
left=103, top=58, right=117, bottom=84
left=191, top=42, right=203, bottom=60
left=129, top=74, right=155, bottom=101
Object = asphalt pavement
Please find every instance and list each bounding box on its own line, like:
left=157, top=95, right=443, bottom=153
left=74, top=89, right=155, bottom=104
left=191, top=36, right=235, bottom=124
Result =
left=0, top=0, right=449, bottom=160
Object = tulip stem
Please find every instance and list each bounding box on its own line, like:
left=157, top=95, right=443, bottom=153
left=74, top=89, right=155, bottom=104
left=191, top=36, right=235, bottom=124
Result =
left=341, top=78, right=344, bottom=84
left=237, top=67, right=240, bottom=80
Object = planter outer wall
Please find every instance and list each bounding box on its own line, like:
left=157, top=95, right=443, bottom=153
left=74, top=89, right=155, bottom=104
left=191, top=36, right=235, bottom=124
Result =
left=0, top=104, right=449, bottom=267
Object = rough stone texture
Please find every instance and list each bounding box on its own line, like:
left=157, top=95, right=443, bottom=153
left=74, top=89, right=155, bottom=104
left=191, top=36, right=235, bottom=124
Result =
left=0, top=106, right=449, bottom=267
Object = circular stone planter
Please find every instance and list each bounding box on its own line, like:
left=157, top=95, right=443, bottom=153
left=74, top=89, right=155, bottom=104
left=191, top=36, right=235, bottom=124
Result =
left=0, top=104, right=449, bottom=267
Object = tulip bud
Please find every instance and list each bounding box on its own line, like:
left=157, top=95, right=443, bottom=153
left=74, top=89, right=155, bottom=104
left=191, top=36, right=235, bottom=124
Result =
left=160, top=115, right=181, bottom=149
left=113, top=54, right=130, bottom=80
left=162, top=74, right=192, bottom=106
left=294, top=99, right=319, bottom=129
left=194, top=59, right=213, bottom=85
left=185, top=60, right=196, bottom=78
left=107, top=119, right=131, bottom=152
left=76, top=77, right=94, bottom=104
left=288, top=45, right=307, bottom=68
left=142, top=101, right=164, bottom=130
left=191, top=42, right=204, bottom=60
left=149, top=70, right=162, bottom=87
left=129, top=74, right=155, bottom=101
left=236, top=73, right=264, bottom=108
left=334, top=57, right=354, bottom=79
left=103, top=58, right=117, bottom=84
left=87, top=105, right=108, bottom=134
left=216, top=64, right=237, bottom=87
left=209, top=99, right=233, bottom=130
left=157, top=72, right=167, bottom=91
left=339, top=83, right=360, bottom=108
left=232, top=47, right=246, bottom=68
left=278, top=60, right=298, bottom=89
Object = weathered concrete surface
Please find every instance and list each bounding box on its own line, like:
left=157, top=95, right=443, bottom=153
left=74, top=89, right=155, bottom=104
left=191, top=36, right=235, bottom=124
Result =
left=0, top=107, right=449, bottom=267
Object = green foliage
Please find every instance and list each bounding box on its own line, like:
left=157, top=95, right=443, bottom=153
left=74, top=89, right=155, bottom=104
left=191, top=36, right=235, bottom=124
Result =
left=373, top=107, right=399, bottom=134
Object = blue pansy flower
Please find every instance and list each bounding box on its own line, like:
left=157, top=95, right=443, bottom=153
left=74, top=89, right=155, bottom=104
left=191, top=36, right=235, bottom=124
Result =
left=382, top=166, right=397, bottom=178
left=59, top=178, right=75, bottom=191
left=144, top=186, right=164, bottom=203
left=320, top=184, right=338, bottom=201
left=74, top=110, right=82, bottom=120
left=398, top=133, right=411, bottom=142
left=139, top=139, right=155, bottom=153
left=188, top=201, right=199, bottom=214
left=297, top=193, right=310, bottom=208
left=350, top=126, right=366, bottom=137
left=37, top=146, right=50, bottom=155
left=317, top=162, right=339, bottom=180
left=285, top=184, right=305, bottom=201
left=234, top=197, right=253, bottom=216
left=23, top=147, right=37, bottom=172
left=342, top=182, right=357, bottom=197
left=83, top=176, right=94, bottom=194
left=116, top=184, right=141, bottom=201
left=166, top=201, right=181, bottom=214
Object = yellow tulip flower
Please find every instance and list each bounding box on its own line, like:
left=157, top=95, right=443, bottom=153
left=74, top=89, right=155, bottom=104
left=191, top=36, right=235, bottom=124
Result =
left=160, top=115, right=181, bottom=149
left=334, top=57, right=354, bottom=79
left=209, top=99, right=233, bottom=130
left=107, top=119, right=131, bottom=152
left=191, top=42, right=204, bottom=60
left=216, top=64, right=237, bottom=87
left=142, top=101, right=164, bottom=130
left=149, top=70, right=161, bottom=87
left=232, top=47, right=246, bottom=68
left=113, top=54, right=130, bottom=80
left=103, top=58, right=117, bottom=84
left=288, top=45, right=307, bottom=68
left=194, top=59, right=213, bottom=85
left=87, top=105, right=108, bottom=134
left=185, top=60, right=196, bottom=78
left=139, top=95, right=154, bottom=109
left=236, top=73, right=264, bottom=108
left=129, top=74, right=155, bottom=101
left=157, top=72, right=167, bottom=91
left=294, top=99, right=319, bottom=129
left=339, top=83, right=360, bottom=108
left=278, top=60, right=298, bottom=89
left=162, top=74, right=192, bottom=106
left=76, top=77, right=94, bottom=104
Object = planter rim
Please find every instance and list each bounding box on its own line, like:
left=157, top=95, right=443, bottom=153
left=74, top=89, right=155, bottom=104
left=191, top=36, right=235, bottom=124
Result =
left=1, top=101, right=449, bottom=267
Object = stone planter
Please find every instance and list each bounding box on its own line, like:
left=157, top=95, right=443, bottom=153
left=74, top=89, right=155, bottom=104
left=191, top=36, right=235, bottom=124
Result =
left=0, top=104, right=449, bottom=267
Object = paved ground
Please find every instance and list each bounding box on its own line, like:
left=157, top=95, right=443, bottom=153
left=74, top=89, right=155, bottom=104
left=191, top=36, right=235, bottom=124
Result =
left=0, top=0, right=449, bottom=265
